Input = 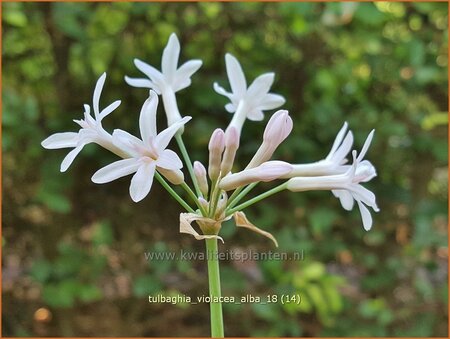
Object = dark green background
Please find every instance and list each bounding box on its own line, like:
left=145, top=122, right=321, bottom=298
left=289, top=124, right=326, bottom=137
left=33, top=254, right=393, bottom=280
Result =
left=3, top=2, right=448, bottom=337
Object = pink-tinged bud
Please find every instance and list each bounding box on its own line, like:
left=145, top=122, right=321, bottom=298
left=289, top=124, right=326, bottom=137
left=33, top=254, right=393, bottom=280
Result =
left=220, top=126, right=240, bottom=176
left=208, top=128, right=225, bottom=181
left=198, top=197, right=209, bottom=211
left=214, top=192, right=228, bottom=219
left=247, top=110, right=293, bottom=168
left=263, top=110, right=293, bottom=144
left=194, top=161, right=209, bottom=197
left=158, top=168, right=184, bottom=185
left=219, top=160, right=292, bottom=191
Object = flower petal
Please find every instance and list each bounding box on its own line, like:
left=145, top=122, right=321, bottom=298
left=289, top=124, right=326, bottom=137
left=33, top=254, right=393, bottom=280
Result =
left=246, top=109, right=264, bottom=121
left=139, top=91, right=158, bottom=144
left=156, top=149, right=183, bottom=170
left=60, top=145, right=84, bottom=172
left=42, top=132, right=79, bottom=149
left=332, top=131, right=353, bottom=163
left=134, top=58, right=164, bottom=84
left=112, top=129, right=144, bottom=157
left=93, top=73, right=106, bottom=118
left=332, top=189, right=354, bottom=210
left=356, top=200, right=373, bottom=231
left=124, top=76, right=159, bottom=91
left=358, top=129, right=375, bottom=161
left=92, top=158, right=140, bottom=184
left=173, top=59, right=202, bottom=92
left=161, top=33, right=180, bottom=81
left=99, top=100, right=121, bottom=120
left=247, top=73, right=274, bottom=98
left=225, top=53, right=247, bottom=98
left=327, top=122, right=348, bottom=160
left=225, top=103, right=236, bottom=113
left=258, top=93, right=286, bottom=110
left=154, top=116, right=192, bottom=153
left=213, top=82, right=234, bottom=101
left=129, top=162, right=156, bottom=202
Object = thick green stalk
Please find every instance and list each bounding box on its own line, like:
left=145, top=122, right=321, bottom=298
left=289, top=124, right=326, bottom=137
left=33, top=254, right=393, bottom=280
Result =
left=175, top=134, right=203, bottom=198
left=155, top=172, right=195, bottom=213
left=226, top=182, right=288, bottom=216
left=205, top=238, right=224, bottom=338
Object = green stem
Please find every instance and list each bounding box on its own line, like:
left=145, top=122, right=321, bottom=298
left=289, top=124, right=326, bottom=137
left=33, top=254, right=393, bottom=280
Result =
left=155, top=172, right=195, bottom=213
left=227, top=183, right=258, bottom=209
left=175, top=134, right=203, bottom=198
left=181, top=182, right=208, bottom=216
left=205, top=238, right=224, bottom=338
left=226, top=182, right=288, bottom=216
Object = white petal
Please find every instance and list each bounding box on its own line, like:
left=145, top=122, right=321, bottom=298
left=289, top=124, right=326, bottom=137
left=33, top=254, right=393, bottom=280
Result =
left=162, top=33, right=180, bottom=81
left=350, top=184, right=376, bottom=206
left=129, top=162, right=156, bottom=202
left=332, top=131, right=353, bottom=163
left=225, top=53, right=247, bottom=97
left=258, top=93, right=286, bottom=110
left=134, top=59, right=164, bottom=84
left=213, top=82, right=234, bottom=101
left=139, top=91, right=158, bottom=144
left=358, top=129, right=375, bottom=161
left=173, top=59, right=202, bottom=91
left=154, top=116, right=192, bottom=152
left=92, top=158, right=140, bottom=184
left=42, top=132, right=79, bottom=149
left=327, top=122, right=348, bottom=160
left=112, top=129, right=144, bottom=157
left=333, top=189, right=354, bottom=210
left=225, top=103, right=236, bottom=113
left=99, top=100, right=121, bottom=120
left=60, top=145, right=84, bottom=172
left=124, top=76, right=157, bottom=91
left=247, top=73, right=274, bottom=98
left=246, top=109, right=264, bottom=121
left=93, top=73, right=106, bottom=118
left=356, top=200, right=373, bottom=231
left=156, top=149, right=183, bottom=170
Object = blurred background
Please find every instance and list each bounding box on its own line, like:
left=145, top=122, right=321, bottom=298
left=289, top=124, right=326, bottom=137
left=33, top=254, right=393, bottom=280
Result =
left=2, top=2, right=448, bottom=337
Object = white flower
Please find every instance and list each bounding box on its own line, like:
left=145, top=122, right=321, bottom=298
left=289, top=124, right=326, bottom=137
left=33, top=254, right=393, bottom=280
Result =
left=287, top=149, right=379, bottom=231
left=125, top=33, right=201, bottom=127
left=214, top=53, right=285, bottom=133
left=91, top=91, right=191, bottom=202
left=284, top=122, right=354, bottom=178
left=125, top=33, right=202, bottom=94
left=41, top=73, right=126, bottom=172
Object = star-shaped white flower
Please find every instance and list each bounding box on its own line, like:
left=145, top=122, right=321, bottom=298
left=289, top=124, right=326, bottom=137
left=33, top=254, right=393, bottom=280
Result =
left=41, top=73, right=125, bottom=172
left=214, top=53, right=285, bottom=132
left=125, top=33, right=202, bottom=95
left=91, top=91, right=191, bottom=202
left=287, top=147, right=379, bottom=231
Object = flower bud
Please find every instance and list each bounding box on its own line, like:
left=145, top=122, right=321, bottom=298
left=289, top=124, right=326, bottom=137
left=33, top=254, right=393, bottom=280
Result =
left=220, top=126, right=240, bottom=176
left=158, top=168, right=184, bottom=185
left=214, top=192, right=228, bottom=219
left=247, top=110, right=293, bottom=168
left=194, top=161, right=209, bottom=197
left=208, top=128, right=225, bottom=181
left=198, top=197, right=209, bottom=211
left=219, top=160, right=292, bottom=191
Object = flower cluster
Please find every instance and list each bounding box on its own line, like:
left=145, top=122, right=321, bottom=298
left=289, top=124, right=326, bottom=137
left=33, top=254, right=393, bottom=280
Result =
left=42, top=33, right=379, bottom=246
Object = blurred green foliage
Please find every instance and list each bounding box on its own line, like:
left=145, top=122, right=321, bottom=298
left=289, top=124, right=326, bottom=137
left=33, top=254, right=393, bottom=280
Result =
left=3, top=2, right=448, bottom=337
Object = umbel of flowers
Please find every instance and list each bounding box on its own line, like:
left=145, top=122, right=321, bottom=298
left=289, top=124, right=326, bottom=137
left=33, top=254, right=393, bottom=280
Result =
left=42, top=33, right=379, bottom=337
